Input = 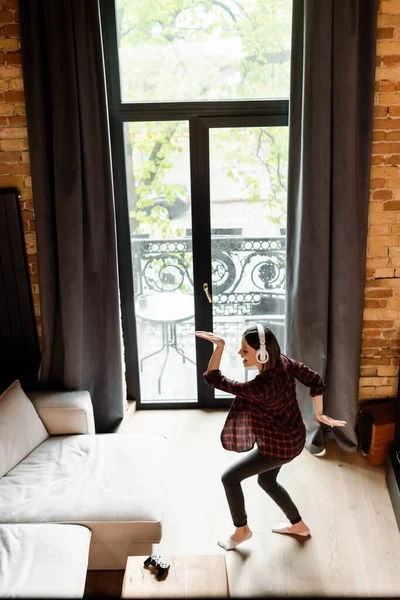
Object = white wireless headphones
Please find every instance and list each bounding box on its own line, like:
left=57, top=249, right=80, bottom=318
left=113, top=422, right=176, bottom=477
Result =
left=256, top=323, right=269, bottom=364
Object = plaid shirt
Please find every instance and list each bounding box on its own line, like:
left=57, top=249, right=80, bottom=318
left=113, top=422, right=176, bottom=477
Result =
left=204, top=354, right=326, bottom=460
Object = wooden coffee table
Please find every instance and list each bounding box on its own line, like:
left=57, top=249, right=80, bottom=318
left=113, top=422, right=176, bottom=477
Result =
left=122, top=555, right=229, bottom=598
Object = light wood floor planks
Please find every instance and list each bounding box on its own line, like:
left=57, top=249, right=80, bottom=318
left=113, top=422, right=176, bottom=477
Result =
left=120, top=408, right=400, bottom=598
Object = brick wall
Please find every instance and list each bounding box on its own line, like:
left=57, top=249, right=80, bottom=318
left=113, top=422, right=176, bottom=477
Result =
left=361, top=0, right=400, bottom=402
left=0, top=0, right=40, bottom=340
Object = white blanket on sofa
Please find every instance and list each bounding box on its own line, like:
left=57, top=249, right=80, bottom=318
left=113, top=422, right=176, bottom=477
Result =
left=0, top=433, right=167, bottom=540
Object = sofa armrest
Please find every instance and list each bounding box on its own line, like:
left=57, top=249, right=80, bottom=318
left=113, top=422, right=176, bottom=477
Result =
left=26, top=390, right=95, bottom=435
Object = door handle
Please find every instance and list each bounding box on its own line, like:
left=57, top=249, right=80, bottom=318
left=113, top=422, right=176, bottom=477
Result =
left=203, top=283, right=212, bottom=303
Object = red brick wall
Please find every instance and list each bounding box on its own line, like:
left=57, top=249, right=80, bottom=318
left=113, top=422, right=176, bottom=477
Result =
left=361, top=0, right=400, bottom=402
left=0, top=0, right=40, bottom=340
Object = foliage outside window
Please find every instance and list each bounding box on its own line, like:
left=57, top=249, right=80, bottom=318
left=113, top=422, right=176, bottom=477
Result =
left=115, top=0, right=292, bottom=238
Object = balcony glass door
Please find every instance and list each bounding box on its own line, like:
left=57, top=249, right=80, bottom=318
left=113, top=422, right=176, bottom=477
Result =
left=208, top=125, right=288, bottom=400
left=124, top=120, right=198, bottom=403
left=121, top=117, right=288, bottom=407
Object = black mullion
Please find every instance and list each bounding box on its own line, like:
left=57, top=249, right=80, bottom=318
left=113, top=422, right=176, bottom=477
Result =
left=99, top=0, right=122, bottom=110
left=201, top=114, right=289, bottom=128
left=136, top=401, right=203, bottom=410
left=190, top=118, right=214, bottom=408
left=108, top=115, right=140, bottom=403
left=112, top=100, right=289, bottom=122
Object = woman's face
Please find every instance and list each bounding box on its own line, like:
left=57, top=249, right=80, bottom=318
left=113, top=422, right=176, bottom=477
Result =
left=238, top=336, right=258, bottom=368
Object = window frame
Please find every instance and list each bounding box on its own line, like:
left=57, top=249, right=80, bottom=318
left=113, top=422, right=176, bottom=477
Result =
left=100, top=0, right=290, bottom=408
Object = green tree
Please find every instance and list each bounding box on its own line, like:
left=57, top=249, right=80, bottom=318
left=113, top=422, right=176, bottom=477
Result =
left=115, top=0, right=292, bottom=236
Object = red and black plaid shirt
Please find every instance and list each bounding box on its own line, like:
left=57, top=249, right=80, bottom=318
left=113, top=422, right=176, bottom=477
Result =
left=204, top=354, right=326, bottom=460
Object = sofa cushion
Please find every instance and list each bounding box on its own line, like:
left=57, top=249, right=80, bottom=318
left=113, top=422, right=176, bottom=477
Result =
left=0, top=433, right=167, bottom=544
left=0, top=523, right=91, bottom=598
left=0, top=380, right=49, bottom=478
left=26, top=390, right=95, bottom=435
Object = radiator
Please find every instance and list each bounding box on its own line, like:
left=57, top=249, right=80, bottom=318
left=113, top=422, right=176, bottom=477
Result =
left=0, top=187, right=40, bottom=392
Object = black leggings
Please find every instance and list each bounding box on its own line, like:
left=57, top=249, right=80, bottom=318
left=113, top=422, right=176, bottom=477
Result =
left=221, top=448, right=302, bottom=528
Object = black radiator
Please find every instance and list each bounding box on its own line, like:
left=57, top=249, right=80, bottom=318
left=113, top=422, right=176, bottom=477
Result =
left=0, top=187, right=40, bottom=392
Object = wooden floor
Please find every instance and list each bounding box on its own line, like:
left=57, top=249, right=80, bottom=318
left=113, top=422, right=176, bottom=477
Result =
left=86, top=408, right=400, bottom=597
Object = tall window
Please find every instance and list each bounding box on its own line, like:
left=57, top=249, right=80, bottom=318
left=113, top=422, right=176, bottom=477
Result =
left=101, top=0, right=293, bottom=408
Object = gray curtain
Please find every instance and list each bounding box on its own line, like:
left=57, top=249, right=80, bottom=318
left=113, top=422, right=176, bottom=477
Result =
left=19, top=0, right=124, bottom=433
left=286, top=0, right=378, bottom=454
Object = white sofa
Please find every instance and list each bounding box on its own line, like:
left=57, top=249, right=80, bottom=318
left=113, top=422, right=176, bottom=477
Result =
left=0, top=380, right=168, bottom=597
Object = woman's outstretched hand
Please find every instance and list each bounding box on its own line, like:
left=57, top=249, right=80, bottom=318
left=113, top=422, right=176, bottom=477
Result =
left=195, top=331, right=225, bottom=347
left=316, top=414, right=347, bottom=428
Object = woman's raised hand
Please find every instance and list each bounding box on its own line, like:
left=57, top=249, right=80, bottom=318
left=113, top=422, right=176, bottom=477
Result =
left=316, top=414, right=347, bottom=428
left=195, top=331, right=225, bottom=347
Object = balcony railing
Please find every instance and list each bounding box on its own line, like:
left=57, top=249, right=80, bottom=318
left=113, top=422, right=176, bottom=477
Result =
left=131, top=233, right=286, bottom=318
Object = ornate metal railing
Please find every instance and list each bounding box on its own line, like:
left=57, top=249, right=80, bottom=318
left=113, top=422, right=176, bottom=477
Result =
left=131, top=235, right=286, bottom=318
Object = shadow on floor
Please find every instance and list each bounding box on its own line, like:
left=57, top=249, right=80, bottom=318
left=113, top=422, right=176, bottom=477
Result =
left=84, top=570, right=124, bottom=597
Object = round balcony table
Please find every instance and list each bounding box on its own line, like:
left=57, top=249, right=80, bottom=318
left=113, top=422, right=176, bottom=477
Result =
left=135, top=292, right=196, bottom=394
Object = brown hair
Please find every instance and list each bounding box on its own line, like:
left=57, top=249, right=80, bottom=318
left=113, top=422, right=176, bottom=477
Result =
left=243, top=324, right=281, bottom=371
